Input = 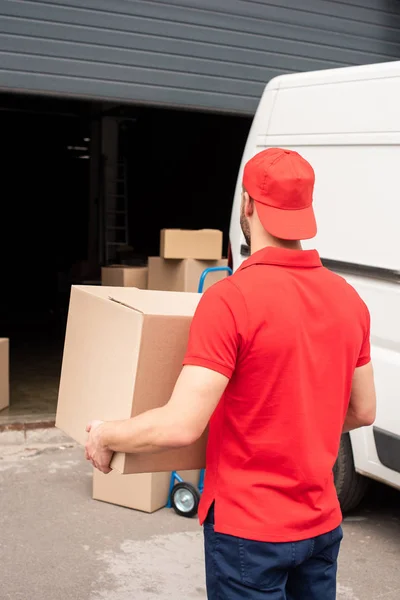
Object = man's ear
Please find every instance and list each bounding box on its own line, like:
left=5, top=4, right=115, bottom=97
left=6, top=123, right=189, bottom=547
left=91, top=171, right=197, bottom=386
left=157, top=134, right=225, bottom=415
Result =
left=243, top=191, right=254, bottom=217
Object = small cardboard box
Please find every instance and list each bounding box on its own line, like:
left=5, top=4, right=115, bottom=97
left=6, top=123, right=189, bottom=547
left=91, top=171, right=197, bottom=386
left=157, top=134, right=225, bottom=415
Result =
left=148, top=258, right=228, bottom=293
left=0, top=338, right=9, bottom=412
left=56, top=286, right=206, bottom=474
left=160, top=229, right=223, bottom=260
left=93, top=469, right=200, bottom=513
left=101, top=265, right=148, bottom=289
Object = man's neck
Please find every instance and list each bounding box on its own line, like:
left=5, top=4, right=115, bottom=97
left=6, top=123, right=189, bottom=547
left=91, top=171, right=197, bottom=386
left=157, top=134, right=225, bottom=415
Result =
left=250, top=235, right=302, bottom=255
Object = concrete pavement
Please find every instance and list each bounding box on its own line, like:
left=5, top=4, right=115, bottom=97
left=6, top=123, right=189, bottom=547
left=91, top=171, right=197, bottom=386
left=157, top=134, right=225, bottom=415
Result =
left=1, top=442, right=400, bottom=599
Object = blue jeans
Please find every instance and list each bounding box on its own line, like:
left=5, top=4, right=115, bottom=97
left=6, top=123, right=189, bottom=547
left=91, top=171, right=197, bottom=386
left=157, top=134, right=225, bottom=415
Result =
left=204, top=506, right=342, bottom=599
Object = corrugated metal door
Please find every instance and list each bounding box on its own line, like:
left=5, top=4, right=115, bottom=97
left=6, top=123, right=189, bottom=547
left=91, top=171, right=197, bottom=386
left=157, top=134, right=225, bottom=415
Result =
left=1, top=0, right=400, bottom=114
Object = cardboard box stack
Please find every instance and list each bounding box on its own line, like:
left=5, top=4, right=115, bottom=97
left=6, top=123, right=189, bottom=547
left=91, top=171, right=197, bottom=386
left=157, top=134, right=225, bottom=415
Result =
left=149, top=229, right=228, bottom=293
left=0, top=338, right=9, bottom=412
left=57, top=229, right=226, bottom=514
left=93, top=468, right=200, bottom=514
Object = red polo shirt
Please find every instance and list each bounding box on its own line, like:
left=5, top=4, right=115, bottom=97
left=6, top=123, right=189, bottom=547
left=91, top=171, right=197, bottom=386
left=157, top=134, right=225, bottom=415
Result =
left=183, top=247, right=371, bottom=542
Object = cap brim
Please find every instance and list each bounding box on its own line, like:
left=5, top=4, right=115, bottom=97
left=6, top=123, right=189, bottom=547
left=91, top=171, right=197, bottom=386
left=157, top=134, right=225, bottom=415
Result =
left=255, top=202, right=317, bottom=241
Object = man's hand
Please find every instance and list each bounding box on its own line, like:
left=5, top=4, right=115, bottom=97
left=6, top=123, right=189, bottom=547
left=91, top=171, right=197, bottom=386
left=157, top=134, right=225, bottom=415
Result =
left=85, top=420, right=113, bottom=474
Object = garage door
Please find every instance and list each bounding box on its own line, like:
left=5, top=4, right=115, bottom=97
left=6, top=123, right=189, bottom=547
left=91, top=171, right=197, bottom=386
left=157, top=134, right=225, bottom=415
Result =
left=1, top=0, right=400, bottom=114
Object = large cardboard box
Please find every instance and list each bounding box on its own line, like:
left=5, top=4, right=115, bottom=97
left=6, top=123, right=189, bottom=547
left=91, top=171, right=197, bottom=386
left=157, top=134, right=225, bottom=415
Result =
left=160, top=229, right=223, bottom=260
left=56, top=286, right=206, bottom=474
left=148, top=258, right=229, bottom=293
left=93, top=469, right=200, bottom=513
left=0, top=338, right=9, bottom=412
left=101, top=265, right=148, bottom=289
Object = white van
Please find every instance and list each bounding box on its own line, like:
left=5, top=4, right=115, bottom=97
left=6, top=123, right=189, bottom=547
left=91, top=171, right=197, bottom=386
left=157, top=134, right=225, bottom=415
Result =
left=229, top=61, right=400, bottom=512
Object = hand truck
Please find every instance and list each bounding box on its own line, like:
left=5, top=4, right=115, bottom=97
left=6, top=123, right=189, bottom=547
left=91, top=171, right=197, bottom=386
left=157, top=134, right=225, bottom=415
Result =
left=167, top=265, right=232, bottom=518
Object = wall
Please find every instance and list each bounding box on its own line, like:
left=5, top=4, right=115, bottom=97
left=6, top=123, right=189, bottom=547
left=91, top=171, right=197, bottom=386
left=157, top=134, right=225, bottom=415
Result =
left=1, top=1, right=400, bottom=113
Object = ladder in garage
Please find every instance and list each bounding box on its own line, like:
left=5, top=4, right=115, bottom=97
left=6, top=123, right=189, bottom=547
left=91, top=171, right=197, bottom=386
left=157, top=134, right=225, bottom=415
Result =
left=104, top=157, right=129, bottom=265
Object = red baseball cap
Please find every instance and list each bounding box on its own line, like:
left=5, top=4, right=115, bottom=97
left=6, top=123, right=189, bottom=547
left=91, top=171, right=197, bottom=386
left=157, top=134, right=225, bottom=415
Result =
left=243, top=148, right=317, bottom=240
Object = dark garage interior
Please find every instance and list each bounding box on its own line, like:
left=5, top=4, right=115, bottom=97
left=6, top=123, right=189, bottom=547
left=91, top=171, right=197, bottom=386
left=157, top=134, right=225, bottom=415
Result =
left=0, top=92, right=251, bottom=421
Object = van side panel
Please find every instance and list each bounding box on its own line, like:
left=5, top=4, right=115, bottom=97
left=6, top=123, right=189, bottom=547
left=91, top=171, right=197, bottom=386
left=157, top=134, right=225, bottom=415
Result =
left=263, top=74, right=400, bottom=270
left=268, top=76, right=400, bottom=135
left=230, top=63, right=400, bottom=491
left=345, top=274, right=400, bottom=449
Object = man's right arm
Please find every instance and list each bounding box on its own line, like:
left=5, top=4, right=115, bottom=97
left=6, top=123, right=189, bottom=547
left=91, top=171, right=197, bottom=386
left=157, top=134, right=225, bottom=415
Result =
left=343, top=362, right=376, bottom=433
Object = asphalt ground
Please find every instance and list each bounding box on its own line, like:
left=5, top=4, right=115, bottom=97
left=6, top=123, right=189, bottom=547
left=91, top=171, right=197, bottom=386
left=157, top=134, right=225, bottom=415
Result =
left=1, top=442, right=399, bottom=600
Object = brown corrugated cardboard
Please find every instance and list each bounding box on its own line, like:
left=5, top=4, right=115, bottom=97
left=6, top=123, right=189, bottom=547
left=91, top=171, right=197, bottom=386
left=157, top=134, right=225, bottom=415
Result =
left=0, top=339, right=9, bottom=412
left=93, top=469, right=200, bottom=513
left=56, top=286, right=206, bottom=474
left=160, top=229, right=223, bottom=260
left=101, top=265, right=148, bottom=289
left=148, top=258, right=228, bottom=293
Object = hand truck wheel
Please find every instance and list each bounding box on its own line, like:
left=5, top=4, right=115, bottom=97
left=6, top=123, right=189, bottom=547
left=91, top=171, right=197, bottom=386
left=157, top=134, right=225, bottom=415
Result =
left=170, top=482, right=200, bottom=518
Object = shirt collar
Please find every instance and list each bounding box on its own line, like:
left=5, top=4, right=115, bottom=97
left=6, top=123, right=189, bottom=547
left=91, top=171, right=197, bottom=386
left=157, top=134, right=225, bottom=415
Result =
left=238, top=247, right=322, bottom=271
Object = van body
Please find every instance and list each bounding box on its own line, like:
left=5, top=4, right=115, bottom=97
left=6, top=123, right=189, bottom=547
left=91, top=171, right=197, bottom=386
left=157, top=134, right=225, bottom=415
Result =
left=229, top=61, right=400, bottom=510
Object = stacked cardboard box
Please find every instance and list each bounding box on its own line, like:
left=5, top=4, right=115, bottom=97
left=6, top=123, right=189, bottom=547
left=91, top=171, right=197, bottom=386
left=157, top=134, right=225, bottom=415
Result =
left=93, top=468, right=200, bottom=514
left=0, top=338, right=9, bottom=412
left=160, top=229, right=223, bottom=260
left=149, top=229, right=228, bottom=293
left=56, top=286, right=207, bottom=513
left=101, top=265, right=148, bottom=289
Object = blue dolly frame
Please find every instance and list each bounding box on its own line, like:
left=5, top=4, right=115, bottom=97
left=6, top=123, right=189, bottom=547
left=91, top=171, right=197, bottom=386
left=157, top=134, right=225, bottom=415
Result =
left=166, top=265, right=233, bottom=518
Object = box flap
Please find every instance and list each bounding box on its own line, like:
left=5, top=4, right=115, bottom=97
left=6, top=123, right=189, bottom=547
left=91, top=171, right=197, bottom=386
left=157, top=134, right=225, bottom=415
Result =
left=73, top=286, right=200, bottom=316
left=110, top=452, right=125, bottom=473
left=107, top=288, right=200, bottom=316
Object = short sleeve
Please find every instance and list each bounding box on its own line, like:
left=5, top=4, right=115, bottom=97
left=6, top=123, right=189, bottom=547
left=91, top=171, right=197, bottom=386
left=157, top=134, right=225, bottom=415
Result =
left=356, top=301, right=371, bottom=367
left=183, top=279, right=246, bottom=379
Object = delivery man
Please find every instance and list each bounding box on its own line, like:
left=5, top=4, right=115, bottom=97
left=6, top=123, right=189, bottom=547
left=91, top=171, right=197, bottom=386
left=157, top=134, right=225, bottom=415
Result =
left=86, top=148, right=376, bottom=600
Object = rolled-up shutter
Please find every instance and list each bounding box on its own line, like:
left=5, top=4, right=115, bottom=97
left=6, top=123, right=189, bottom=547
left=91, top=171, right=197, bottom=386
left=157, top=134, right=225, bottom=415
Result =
left=0, top=0, right=399, bottom=114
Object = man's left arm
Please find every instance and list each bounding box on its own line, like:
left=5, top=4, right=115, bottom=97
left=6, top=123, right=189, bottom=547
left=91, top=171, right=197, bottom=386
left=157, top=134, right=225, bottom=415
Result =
left=86, top=366, right=228, bottom=472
